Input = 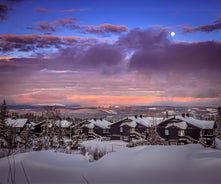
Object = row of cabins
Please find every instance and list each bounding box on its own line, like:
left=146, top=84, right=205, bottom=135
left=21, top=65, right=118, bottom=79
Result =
left=4, top=114, right=217, bottom=147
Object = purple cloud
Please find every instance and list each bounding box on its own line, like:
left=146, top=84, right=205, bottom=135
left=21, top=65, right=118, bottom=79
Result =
left=35, top=8, right=87, bottom=13
left=129, top=41, right=221, bottom=78
left=0, top=0, right=25, bottom=23
left=7, top=0, right=24, bottom=2
left=1, top=28, right=221, bottom=102
left=120, top=29, right=221, bottom=99
left=0, top=3, right=11, bottom=21
left=52, top=42, right=124, bottom=74
left=81, top=43, right=124, bottom=73
left=0, top=34, right=98, bottom=52
left=183, top=18, right=221, bottom=33
left=79, top=24, right=128, bottom=35
left=27, top=17, right=76, bottom=33
left=117, top=28, right=169, bottom=50
left=28, top=18, right=128, bottom=35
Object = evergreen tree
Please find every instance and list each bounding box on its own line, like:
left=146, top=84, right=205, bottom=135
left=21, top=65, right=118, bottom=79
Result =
left=148, top=118, right=162, bottom=145
left=217, top=107, right=221, bottom=138
left=0, top=99, right=8, bottom=148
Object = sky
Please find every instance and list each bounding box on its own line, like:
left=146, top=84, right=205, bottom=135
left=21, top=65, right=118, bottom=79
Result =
left=0, top=0, right=221, bottom=107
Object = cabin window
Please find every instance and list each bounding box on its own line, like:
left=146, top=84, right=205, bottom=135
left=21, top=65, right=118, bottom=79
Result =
left=165, top=129, right=169, bottom=135
left=178, top=130, right=185, bottom=136
left=202, top=129, right=214, bottom=136
left=88, top=129, right=93, bottom=133
left=103, top=129, right=109, bottom=133
left=120, top=127, right=123, bottom=132
left=130, top=128, right=135, bottom=133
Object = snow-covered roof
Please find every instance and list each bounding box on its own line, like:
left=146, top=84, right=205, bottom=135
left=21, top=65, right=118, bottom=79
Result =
left=165, top=121, right=188, bottom=129
left=128, top=116, right=163, bottom=127
left=83, top=119, right=111, bottom=129
left=82, top=123, right=95, bottom=129
left=120, top=120, right=137, bottom=128
left=175, top=115, right=215, bottom=129
left=30, top=122, right=36, bottom=126
left=55, top=120, right=72, bottom=128
left=6, top=118, right=28, bottom=128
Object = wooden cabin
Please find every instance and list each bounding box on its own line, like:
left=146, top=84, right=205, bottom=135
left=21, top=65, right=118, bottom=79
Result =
left=81, top=118, right=111, bottom=140
left=54, top=120, right=74, bottom=137
left=110, top=115, right=163, bottom=142
left=157, top=114, right=216, bottom=147
left=6, top=118, right=32, bottom=135
left=33, top=120, right=47, bottom=135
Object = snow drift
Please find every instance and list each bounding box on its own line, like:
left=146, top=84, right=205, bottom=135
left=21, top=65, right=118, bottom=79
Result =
left=0, top=143, right=221, bottom=184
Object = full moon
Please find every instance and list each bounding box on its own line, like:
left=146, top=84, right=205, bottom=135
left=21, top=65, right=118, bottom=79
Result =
left=170, top=31, right=175, bottom=37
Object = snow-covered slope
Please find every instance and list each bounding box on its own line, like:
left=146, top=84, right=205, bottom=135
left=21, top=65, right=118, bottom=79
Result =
left=0, top=144, right=221, bottom=184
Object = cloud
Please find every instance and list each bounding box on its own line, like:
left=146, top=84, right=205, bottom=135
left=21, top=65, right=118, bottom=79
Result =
left=28, top=17, right=128, bottom=35
left=183, top=18, right=221, bottom=33
left=0, top=34, right=98, bottom=52
left=121, top=29, right=221, bottom=99
left=35, top=8, right=87, bottom=13
left=27, top=22, right=56, bottom=32
left=27, top=17, right=76, bottom=33
left=80, top=43, right=124, bottom=73
left=0, top=3, right=11, bottom=21
left=0, top=41, right=124, bottom=74
left=53, top=42, right=125, bottom=74
left=7, top=0, right=24, bottom=2
left=79, top=24, right=128, bottom=35
left=129, top=40, right=221, bottom=79
left=118, top=29, right=221, bottom=78
left=117, top=28, right=169, bottom=50
left=0, top=0, right=25, bottom=22
left=1, top=28, right=221, bottom=105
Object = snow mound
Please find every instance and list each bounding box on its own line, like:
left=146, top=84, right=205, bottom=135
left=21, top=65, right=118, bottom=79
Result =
left=80, top=140, right=128, bottom=161
left=0, top=144, right=221, bottom=184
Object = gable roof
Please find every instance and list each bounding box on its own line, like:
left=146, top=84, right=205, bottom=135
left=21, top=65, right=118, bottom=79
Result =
left=55, top=120, right=72, bottom=128
left=82, top=123, right=95, bottom=129
left=161, top=115, right=215, bottom=129
left=111, top=116, right=163, bottom=128
left=82, top=119, right=111, bottom=129
left=6, top=118, right=28, bottom=128
left=128, top=116, right=163, bottom=127
left=165, top=121, right=188, bottom=129
left=175, top=115, right=215, bottom=129
left=120, top=120, right=137, bottom=128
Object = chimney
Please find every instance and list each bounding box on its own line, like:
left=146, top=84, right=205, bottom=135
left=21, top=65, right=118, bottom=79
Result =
left=135, top=115, right=137, bottom=119
left=100, top=118, right=103, bottom=121
left=140, top=115, right=143, bottom=118
left=94, top=118, right=97, bottom=121
left=182, top=113, right=185, bottom=118
left=186, top=113, right=189, bottom=117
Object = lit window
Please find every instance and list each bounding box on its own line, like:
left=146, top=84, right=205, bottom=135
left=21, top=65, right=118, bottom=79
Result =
left=178, top=130, right=185, bottom=136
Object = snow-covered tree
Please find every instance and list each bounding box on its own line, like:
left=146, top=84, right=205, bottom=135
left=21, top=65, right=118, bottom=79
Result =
left=216, top=107, right=221, bottom=138
left=0, top=99, right=8, bottom=148
left=20, top=123, right=33, bottom=151
left=41, top=106, right=61, bottom=149
left=148, top=119, right=162, bottom=145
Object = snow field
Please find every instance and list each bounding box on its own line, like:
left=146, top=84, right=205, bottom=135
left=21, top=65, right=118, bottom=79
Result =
left=0, top=141, right=221, bottom=184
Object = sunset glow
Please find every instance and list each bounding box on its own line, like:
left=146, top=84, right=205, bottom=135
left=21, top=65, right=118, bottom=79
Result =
left=0, top=0, right=221, bottom=106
